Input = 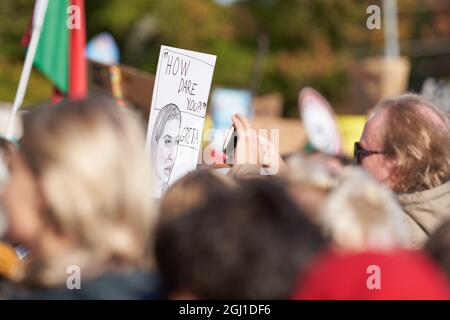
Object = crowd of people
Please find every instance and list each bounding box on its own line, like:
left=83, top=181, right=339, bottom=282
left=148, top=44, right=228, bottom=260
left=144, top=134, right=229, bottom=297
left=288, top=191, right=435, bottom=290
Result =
left=0, top=92, right=450, bottom=299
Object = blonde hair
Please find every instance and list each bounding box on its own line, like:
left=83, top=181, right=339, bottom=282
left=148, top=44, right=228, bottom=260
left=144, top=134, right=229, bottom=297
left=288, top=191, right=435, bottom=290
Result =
left=285, top=154, right=338, bottom=191
left=376, top=94, right=450, bottom=193
left=320, top=167, right=409, bottom=251
left=20, top=95, right=157, bottom=287
left=284, top=153, right=338, bottom=223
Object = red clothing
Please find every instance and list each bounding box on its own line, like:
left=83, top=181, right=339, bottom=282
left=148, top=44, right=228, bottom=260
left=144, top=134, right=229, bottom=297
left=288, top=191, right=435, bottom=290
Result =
left=292, top=250, right=450, bottom=300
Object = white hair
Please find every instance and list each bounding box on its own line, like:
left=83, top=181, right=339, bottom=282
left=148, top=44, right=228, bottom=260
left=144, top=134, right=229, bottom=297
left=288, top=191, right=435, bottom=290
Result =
left=320, top=167, right=409, bottom=251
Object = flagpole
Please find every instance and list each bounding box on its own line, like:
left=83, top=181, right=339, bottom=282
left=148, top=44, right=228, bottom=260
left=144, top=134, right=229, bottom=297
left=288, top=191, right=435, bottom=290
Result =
left=5, top=0, right=49, bottom=140
left=382, top=0, right=400, bottom=58
left=69, top=0, right=87, bottom=100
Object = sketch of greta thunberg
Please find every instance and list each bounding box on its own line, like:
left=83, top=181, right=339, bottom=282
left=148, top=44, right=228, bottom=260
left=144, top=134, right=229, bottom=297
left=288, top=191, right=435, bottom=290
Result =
left=150, top=103, right=182, bottom=197
left=146, top=45, right=216, bottom=199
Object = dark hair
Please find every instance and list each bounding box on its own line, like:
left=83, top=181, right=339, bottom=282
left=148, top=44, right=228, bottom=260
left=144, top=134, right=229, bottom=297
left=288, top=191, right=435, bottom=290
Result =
left=155, top=178, right=328, bottom=299
left=424, top=219, right=450, bottom=281
left=160, top=169, right=236, bottom=223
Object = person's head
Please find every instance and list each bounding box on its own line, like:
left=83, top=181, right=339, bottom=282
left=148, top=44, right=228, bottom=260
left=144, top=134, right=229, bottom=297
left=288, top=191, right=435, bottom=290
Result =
left=304, top=152, right=352, bottom=176
left=151, top=104, right=181, bottom=191
left=320, top=167, right=409, bottom=252
left=160, top=169, right=236, bottom=223
left=2, top=95, right=157, bottom=287
left=357, top=94, right=450, bottom=193
left=425, top=219, right=450, bottom=281
left=284, top=153, right=337, bottom=223
left=155, top=178, right=328, bottom=299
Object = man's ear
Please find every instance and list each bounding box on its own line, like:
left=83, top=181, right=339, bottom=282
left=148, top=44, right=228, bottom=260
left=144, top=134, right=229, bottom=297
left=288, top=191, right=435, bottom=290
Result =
left=382, top=157, right=398, bottom=189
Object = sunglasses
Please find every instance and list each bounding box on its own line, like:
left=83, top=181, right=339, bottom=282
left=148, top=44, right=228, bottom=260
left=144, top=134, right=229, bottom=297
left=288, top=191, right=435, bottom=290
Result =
left=354, top=142, right=385, bottom=165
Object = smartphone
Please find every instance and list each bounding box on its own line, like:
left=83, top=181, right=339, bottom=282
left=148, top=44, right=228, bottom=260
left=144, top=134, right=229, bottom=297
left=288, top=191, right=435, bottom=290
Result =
left=222, top=125, right=238, bottom=162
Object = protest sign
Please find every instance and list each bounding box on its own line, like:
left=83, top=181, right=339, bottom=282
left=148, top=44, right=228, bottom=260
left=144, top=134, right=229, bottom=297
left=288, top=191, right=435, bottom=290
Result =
left=211, top=87, right=253, bottom=129
left=252, top=92, right=283, bottom=118
left=210, top=87, right=252, bottom=152
left=299, top=87, right=342, bottom=155
left=336, top=115, right=367, bottom=157
left=146, top=45, right=216, bottom=198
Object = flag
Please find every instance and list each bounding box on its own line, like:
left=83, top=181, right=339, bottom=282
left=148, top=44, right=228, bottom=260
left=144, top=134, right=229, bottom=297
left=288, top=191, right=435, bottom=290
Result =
left=23, top=0, right=87, bottom=99
left=34, top=0, right=69, bottom=94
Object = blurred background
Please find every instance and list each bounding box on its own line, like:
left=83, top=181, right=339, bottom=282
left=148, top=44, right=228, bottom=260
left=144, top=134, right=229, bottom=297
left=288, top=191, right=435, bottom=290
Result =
left=0, top=0, right=449, bottom=155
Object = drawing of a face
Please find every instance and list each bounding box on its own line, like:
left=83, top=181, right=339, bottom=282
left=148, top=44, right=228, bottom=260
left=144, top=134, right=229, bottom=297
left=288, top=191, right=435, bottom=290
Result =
left=155, top=118, right=180, bottom=183
left=151, top=103, right=182, bottom=196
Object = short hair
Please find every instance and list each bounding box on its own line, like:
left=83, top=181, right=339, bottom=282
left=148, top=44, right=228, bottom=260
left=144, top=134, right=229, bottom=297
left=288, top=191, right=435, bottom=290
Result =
left=19, top=95, right=157, bottom=287
left=320, top=167, right=409, bottom=251
left=160, top=169, right=236, bottom=223
left=155, top=178, right=328, bottom=299
left=150, top=103, right=181, bottom=158
left=425, top=219, right=450, bottom=280
left=376, top=94, right=450, bottom=193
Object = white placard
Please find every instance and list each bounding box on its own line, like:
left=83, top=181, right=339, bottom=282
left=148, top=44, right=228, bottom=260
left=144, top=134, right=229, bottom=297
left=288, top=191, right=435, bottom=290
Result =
left=299, top=87, right=342, bottom=155
left=146, top=45, right=216, bottom=198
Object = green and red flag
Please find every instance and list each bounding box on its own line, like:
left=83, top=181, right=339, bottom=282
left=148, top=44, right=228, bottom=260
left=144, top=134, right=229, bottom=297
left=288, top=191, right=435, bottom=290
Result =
left=22, top=0, right=87, bottom=100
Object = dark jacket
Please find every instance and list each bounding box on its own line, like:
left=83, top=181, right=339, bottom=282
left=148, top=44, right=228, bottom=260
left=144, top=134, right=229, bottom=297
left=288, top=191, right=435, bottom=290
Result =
left=8, top=271, right=162, bottom=300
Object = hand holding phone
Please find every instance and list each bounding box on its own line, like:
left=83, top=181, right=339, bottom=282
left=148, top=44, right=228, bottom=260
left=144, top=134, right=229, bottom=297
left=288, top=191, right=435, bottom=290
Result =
left=228, top=113, right=286, bottom=174
left=222, top=124, right=237, bottom=163
left=223, top=124, right=237, bottom=153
